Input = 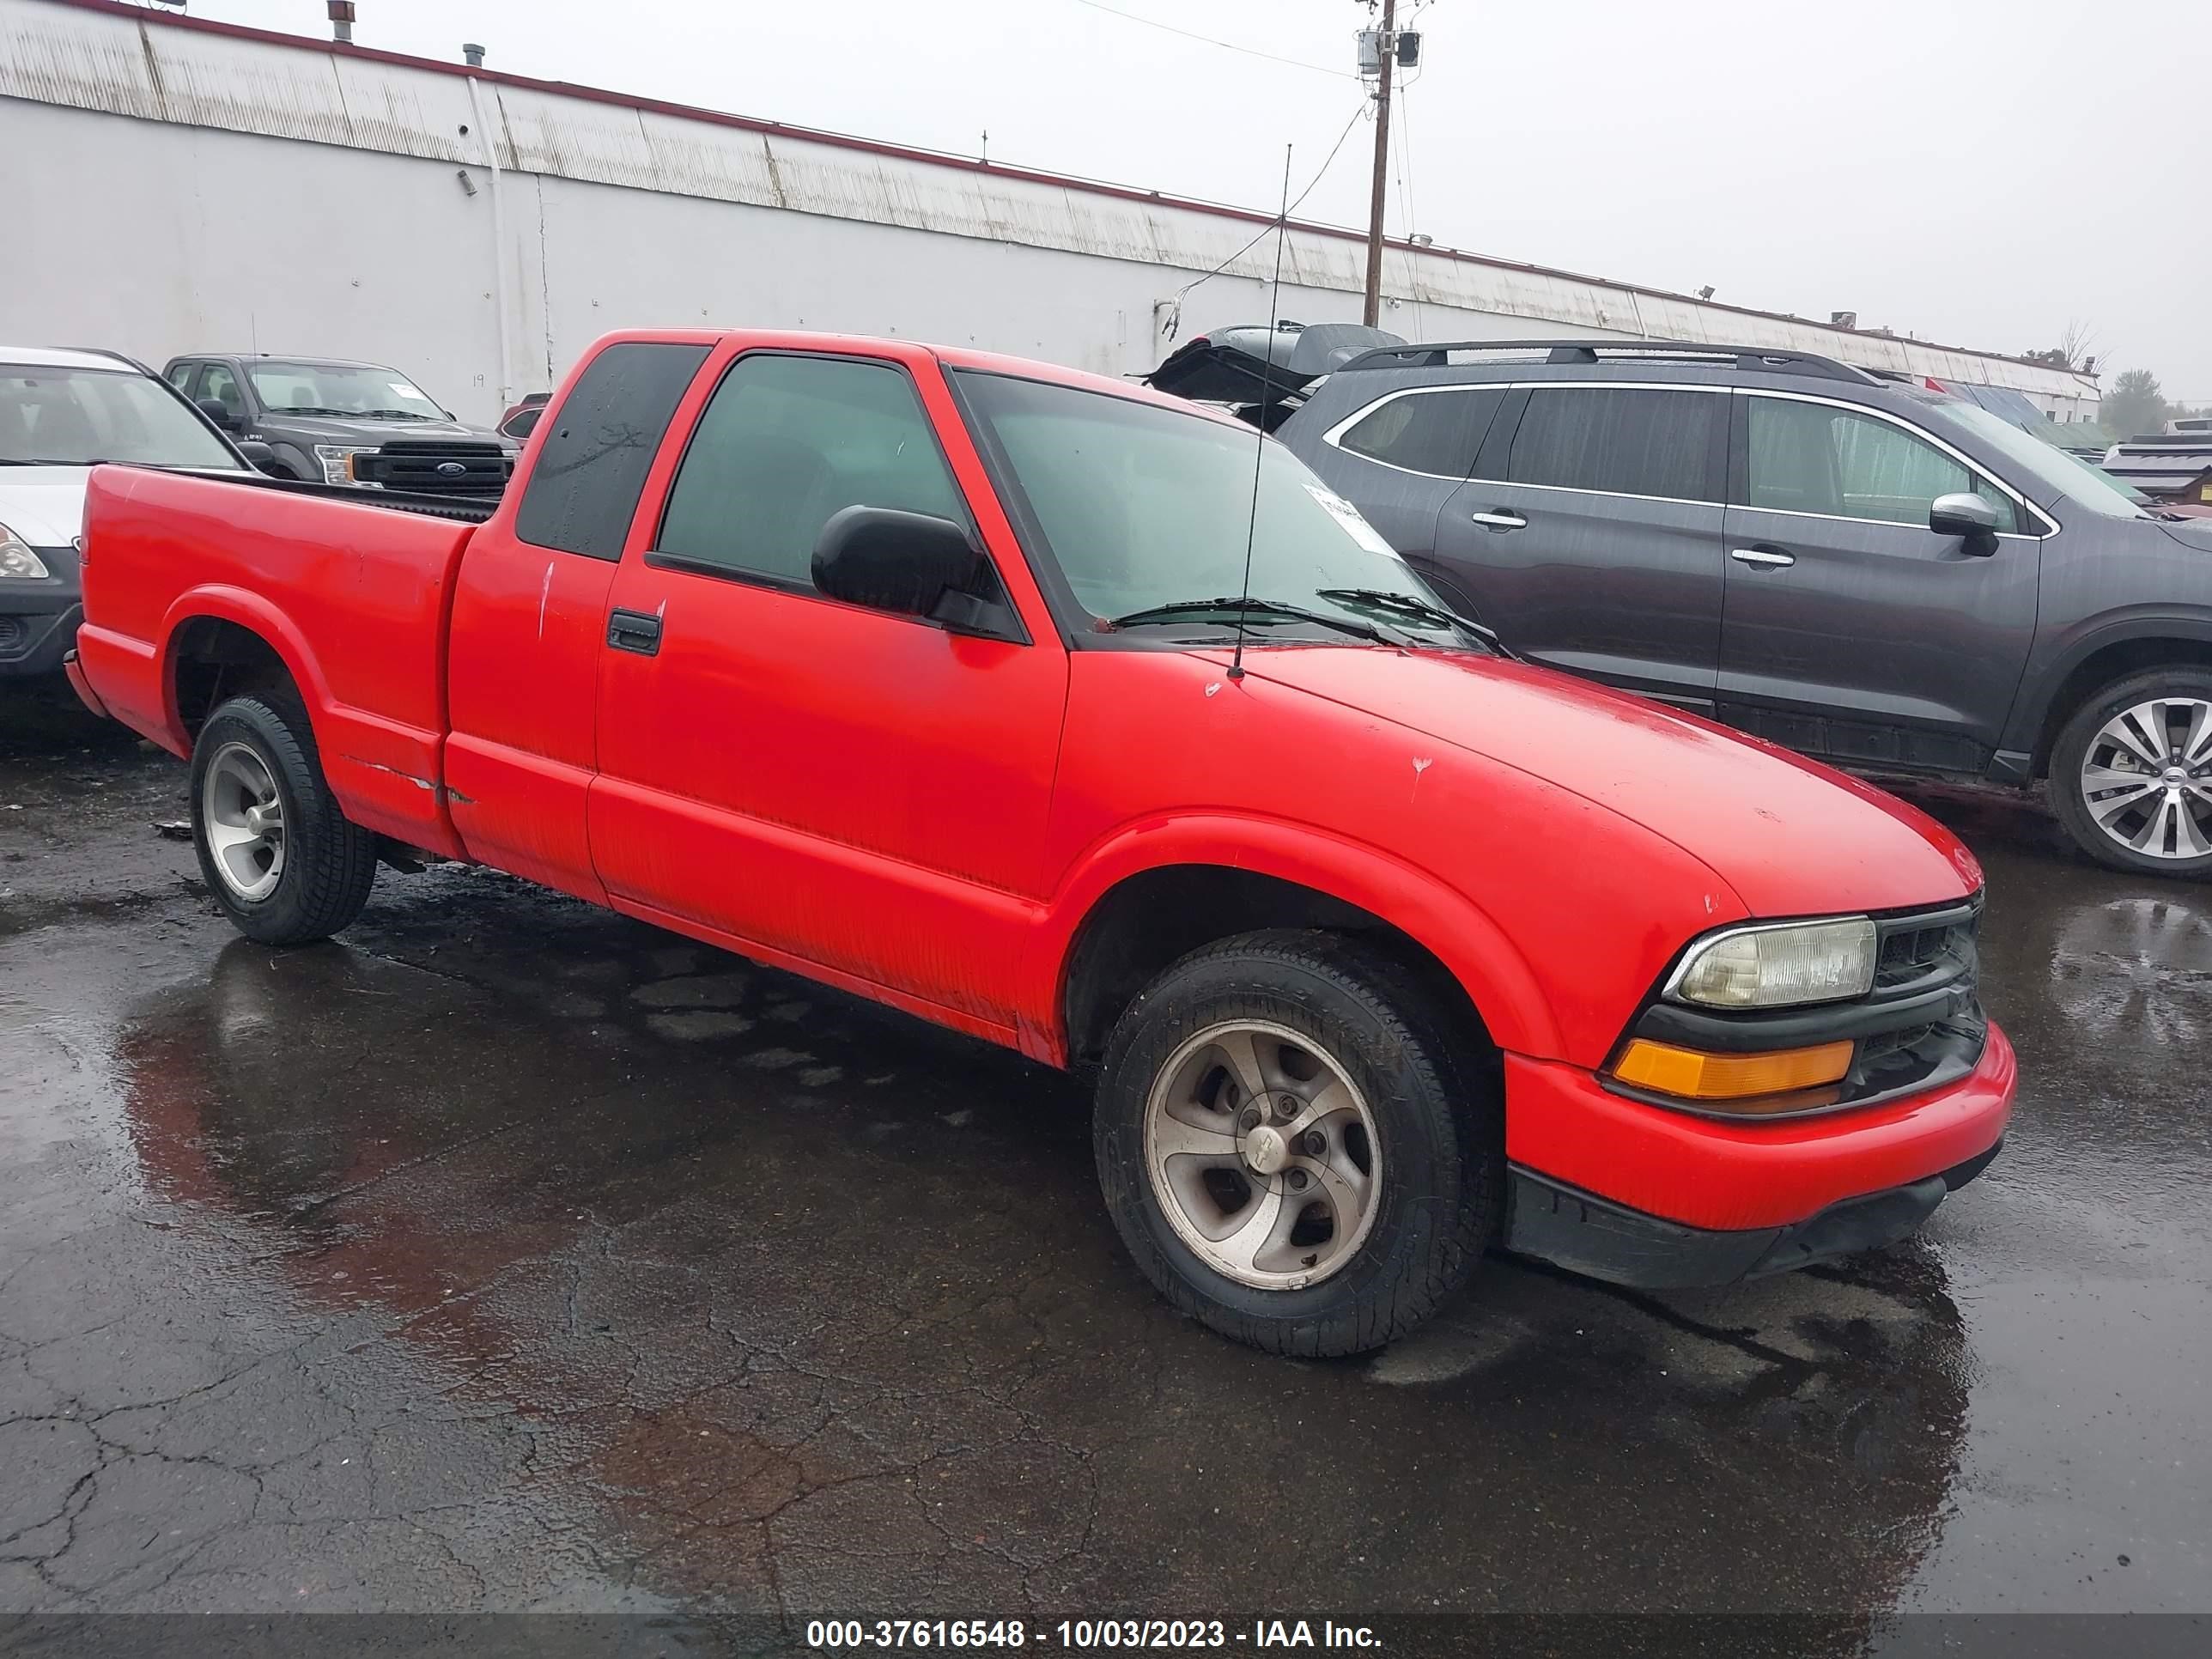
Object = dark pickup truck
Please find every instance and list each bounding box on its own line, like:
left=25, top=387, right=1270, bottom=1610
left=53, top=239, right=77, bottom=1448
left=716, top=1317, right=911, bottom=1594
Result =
left=163, top=352, right=515, bottom=497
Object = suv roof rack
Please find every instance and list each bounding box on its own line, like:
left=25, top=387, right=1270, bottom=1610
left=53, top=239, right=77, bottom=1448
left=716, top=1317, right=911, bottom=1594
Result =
left=1336, top=338, right=1883, bottom=385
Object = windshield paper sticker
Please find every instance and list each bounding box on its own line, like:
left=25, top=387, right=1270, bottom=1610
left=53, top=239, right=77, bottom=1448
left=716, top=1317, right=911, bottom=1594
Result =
left=1304, top=483, right=1400, bottom=559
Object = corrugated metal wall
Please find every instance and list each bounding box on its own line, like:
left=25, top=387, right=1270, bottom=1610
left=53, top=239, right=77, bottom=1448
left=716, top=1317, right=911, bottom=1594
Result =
left=0, top=0, right=2100, bottom=427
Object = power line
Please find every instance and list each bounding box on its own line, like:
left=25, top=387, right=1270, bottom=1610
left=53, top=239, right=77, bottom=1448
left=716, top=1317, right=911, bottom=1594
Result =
left=1159, top=98, right=1372, bottom=339
left=1063, top=0, right=1353, bottom=80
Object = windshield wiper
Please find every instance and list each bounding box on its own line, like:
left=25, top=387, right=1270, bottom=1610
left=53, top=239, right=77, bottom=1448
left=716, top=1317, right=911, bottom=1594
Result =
left=1314, top=587, right=1514, bottom=654
left=270, top=405, right=354, bottom=417
left=362, top=409, right=432, bottom=421
left=1109, top=597, right=1399, bottom=646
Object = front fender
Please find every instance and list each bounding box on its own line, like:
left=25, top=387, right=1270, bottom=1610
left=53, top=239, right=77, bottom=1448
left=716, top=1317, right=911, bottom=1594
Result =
left=2004, top=607, right=2212, bottom=758
left=1028, top=811, right=1564, bottom=1065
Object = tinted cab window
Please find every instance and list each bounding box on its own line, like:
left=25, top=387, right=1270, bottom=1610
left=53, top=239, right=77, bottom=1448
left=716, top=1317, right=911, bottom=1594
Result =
left=514, top=341, right=711, bottom=560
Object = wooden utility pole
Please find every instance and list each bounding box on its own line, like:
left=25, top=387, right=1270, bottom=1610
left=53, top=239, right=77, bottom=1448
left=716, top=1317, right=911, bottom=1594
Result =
left=1361, top=0, right=1396, bottom=328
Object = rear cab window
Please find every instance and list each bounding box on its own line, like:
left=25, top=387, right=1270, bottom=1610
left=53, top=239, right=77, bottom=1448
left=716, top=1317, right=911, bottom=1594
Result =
left=514, top=341, right=713, bottom=560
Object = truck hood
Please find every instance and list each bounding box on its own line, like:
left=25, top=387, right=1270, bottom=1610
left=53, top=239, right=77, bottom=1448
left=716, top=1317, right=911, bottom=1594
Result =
left=0, top=467, right=90, bottom=545
left=1228, top=647, right=1981, bottom=918
left=261, top=414, right=509, bottom=448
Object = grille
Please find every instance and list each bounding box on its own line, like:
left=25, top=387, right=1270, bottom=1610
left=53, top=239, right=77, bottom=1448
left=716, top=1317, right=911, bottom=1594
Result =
left=1872, top=903, right=1978, bottom=994
left=353, top=439, right=513, bottom=496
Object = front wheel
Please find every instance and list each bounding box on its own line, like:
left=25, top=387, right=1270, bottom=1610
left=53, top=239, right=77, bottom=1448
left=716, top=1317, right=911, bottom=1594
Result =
left=190, top=694, right=379, bottom=944
left=1094, top=930, right=1499, bottom=1357
left=2050, top=669, right=2212, bottom=878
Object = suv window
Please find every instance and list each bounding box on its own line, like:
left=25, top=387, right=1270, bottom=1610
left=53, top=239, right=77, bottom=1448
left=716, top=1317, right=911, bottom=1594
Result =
left=1506, top=386, right=1721, bottom=501
left=657, top=354, right=966, bottom=588
left=1747, top=398, right=2022, bottom=532
left=1336, top=387, right=1501, bottom=477
left=514, top=341, right=711, bottom=561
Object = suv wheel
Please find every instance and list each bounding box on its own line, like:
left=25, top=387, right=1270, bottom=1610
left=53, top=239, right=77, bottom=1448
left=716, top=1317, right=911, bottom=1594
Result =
left=191, top=694, right=380, bottom=943
left=2050, top=668, right=2212, bottom=877
left=1093, top=930, right=1498, bottom=1356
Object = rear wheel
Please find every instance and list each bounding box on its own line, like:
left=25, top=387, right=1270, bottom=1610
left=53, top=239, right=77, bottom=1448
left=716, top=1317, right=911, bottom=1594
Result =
left=190, top=694, right=379, bottom=943
left=2050, top=668, right=2212, bottom=878
left=1093, top=930, right=1498, bottom=1357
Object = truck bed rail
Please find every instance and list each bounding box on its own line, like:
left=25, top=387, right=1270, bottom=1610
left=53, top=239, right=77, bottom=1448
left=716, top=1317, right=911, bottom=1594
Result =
left=166, top=467, right=501, bottom=526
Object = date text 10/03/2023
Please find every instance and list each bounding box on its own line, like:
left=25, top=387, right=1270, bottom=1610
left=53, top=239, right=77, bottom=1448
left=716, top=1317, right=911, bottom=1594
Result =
left=805, top=1620, right=1385, bottom=1649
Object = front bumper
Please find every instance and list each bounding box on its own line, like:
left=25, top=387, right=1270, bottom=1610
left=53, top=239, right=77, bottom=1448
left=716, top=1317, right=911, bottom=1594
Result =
left=1504, top=1140, right=2002, bottom=1290
left=1499, top=1021, right=2014, bottom=1286
left=0, top=597, right=82, bottom=678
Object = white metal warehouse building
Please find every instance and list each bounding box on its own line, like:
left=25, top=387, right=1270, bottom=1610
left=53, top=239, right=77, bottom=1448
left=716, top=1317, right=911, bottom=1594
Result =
left=0, top=0, right=2102, bottom=428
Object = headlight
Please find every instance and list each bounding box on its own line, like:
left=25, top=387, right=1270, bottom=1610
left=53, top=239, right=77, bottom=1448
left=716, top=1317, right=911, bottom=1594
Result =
left=1665, top=916, right=1877, bottom=1010
left=0, top=522, right=52, bottom=580
left=313, top=444, right=373, bottom=485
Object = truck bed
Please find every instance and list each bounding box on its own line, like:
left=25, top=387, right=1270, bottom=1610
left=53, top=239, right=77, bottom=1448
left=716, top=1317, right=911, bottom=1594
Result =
left=76, top=464, right=483, bottom=857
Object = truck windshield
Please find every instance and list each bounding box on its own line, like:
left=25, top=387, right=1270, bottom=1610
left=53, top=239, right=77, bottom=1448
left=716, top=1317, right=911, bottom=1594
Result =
left=246, top=362, right=446, bottom=421
left=954, top=370, right=1476, bottom=647
left=0, top=365, right=241, bottom=469
left=1922, top=401, right=2149, bottom=521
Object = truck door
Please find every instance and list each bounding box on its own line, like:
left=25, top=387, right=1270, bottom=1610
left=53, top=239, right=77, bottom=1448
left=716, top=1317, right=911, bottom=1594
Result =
left=589, top=344, right=1069, bottom=1040
left=1717, top=392, right=2042, bottom=771
left=1431, top=383, right=1729, bottom=713
left=445, top=339, right=714, bottom=900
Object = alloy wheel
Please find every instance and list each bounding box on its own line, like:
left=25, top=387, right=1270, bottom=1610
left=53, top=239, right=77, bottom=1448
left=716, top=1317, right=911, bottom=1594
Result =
left=2076, top=697, right=2212, bottom=861
left=1142, top=1018, right=1382, bottom=1291
left=201, top=741, right=288, bottom=901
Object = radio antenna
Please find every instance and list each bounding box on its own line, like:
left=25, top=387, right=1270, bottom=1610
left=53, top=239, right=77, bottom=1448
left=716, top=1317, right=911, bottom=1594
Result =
left=1227, top=143, right=1294, bottom=684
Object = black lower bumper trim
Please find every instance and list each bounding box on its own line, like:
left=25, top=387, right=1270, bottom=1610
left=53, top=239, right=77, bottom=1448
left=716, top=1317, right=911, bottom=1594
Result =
left=1503, top=1141, right=2001, bottom=1291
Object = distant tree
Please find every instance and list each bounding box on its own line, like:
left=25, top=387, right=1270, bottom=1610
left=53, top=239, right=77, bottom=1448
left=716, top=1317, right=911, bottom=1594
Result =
left=2103, top=368, right=2171, bottom=438
left=2024, top=319, right=2097, bottom=371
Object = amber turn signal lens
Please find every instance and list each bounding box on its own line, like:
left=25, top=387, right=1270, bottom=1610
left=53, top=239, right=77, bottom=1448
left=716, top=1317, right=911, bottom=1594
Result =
left=1611, top=1037, right=1853, bottom=1101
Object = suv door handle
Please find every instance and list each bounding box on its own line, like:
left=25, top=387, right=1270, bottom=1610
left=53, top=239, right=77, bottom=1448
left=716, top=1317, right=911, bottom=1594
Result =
left=1729, top=547, right=1796, bottom=568
left=607, top=608, right=663, bottom=655
left=1468, top=509, right=1528, bottom=531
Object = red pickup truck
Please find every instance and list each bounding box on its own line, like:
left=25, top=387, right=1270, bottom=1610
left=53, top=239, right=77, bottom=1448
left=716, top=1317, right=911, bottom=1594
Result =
left=69, top=329, right=2014, bottom=1356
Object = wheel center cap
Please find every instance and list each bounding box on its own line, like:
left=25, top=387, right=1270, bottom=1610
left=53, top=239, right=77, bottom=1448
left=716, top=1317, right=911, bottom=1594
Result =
left=2163, top=767, right=2186, bottom=787
left=1242, top=1123, right=1290, bottom=1176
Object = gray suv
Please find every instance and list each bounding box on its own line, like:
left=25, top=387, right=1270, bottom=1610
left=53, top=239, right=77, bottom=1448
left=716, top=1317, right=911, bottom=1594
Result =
left=1263, top=338, right=2212, bottom=878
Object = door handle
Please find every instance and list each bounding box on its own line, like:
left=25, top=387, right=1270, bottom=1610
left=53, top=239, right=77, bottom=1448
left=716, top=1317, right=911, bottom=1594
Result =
left=1729, top=547, right=1796, bottom=568
left=1468, top=509, right=1528, bottom=530
left=606, top=608, right=663, bottom=655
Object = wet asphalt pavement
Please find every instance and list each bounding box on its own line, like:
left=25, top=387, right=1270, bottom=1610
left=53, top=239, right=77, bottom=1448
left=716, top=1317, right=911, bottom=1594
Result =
left=2, top=678, right=2208, bottom=1653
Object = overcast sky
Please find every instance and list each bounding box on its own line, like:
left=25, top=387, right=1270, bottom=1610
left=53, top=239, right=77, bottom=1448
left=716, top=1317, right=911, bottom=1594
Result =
left=166, top=0, right=2209, bottom=398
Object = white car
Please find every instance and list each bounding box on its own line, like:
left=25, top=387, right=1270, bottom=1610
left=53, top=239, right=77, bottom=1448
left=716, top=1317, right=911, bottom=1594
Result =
left=2, top=346, right=254, bottom=680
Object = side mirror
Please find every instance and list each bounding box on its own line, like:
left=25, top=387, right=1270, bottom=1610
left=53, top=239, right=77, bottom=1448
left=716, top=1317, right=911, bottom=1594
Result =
left=1930, top=491, right=2001, bottom=556
left=196, top=398, right=243, bottom=433
left=811, top=506, right=1014, bottom=636
left=234, top=439, right=285, bottom=477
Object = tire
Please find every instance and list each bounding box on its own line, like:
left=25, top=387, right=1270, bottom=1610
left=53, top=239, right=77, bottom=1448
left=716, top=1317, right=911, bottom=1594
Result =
left=1093, top=929, right=1499, bottom=1357
left=190, top=693, right=379, bottom=944
left=2049, top=667, right=2212, bottom=879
